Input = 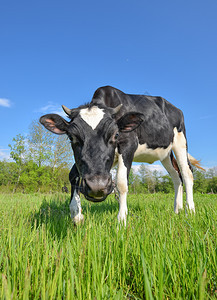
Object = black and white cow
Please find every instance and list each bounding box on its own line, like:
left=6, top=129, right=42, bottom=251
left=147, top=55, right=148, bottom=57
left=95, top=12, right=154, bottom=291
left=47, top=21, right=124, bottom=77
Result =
left=40, top=86, right=203, bottom=224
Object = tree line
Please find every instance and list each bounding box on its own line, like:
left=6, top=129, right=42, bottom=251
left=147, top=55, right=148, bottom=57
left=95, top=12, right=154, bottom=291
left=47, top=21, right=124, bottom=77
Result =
left=127, top=164, right=217, bottom=194
left=0, top=120, right=216, bottom=194
left=0, top=120, right=73, bottom=193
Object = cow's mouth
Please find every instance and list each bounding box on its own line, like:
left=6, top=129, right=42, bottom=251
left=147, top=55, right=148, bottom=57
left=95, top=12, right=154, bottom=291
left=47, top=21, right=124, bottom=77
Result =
left=83, top=184, right=114, bottom=203
left=84, top=194, right=108, bottom=202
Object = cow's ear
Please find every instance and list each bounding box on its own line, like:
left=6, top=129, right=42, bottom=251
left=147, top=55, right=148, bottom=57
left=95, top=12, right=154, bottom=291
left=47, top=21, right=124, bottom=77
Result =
left=117, top=112, right=143, bottom=132
left=40, top=114, right=69, bottom=135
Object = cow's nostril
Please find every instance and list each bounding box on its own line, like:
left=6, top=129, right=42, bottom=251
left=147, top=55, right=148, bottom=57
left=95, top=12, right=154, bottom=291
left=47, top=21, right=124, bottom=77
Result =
left=85, top=178, right=105, bottom=193
left=84, top=175, right=112, bottom=198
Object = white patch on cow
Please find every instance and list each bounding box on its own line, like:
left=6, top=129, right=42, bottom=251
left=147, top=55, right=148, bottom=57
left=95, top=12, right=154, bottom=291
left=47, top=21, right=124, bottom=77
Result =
left=133, top=143, right=172, bottom=164
left=116, top=154, right=128, bottom=225
left=70, top=191, right=84, bottom=224
left=172, top=128, right=195, bottom=212
left=112, top=148, right=119, bottom=167
left=80, top=106, right=104, bottom=130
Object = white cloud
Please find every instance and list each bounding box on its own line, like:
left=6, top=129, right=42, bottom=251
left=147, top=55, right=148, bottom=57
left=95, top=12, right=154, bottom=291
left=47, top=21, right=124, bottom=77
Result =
left=0, top=98, right=11, bottom=108
left=0, top=149, right=11, bottom=161
left=132, top=164, right=167, bottom=175
left=37, top=102, right=67, bottom=117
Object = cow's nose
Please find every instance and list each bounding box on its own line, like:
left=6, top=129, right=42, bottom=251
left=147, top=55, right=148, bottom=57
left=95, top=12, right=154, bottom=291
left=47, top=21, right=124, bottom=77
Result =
left=84, top=175, right=112, bottom=199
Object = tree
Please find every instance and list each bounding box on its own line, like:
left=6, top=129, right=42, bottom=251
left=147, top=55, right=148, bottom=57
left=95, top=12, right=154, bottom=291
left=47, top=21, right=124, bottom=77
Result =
left=159, top=175, right=173, bottom=193
left=193, top=169, right=207, bottom=193
left=138, top=164, right=156, bottom=193
left=0, top=161, right=18, bottom=187
left=152, top=170, right=163, bottom=193
left=138, top=164, right=147, bottom=185
left=205, top=167, right=217, bottom=193
left=207, top=177, right=217, bottom=194
left=206, top=167, right=217, bottom=179
left=50, top=135, right=73, bottom=170
left=128, top=168, right=142, bottom=193
left=28, top=120, right=73, bottom=169
left=8, top=134, right=27, bottom=192
left=28, top=120, right=53, bottom=167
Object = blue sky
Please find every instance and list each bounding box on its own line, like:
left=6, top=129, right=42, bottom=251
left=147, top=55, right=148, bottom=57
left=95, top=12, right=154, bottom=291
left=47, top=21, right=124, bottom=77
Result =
left=0, top=0, right=217, bottom=170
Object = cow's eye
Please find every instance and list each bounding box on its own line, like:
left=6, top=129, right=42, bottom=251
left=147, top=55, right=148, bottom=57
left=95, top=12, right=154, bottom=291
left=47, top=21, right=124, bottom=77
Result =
left=115, top=132, right=119, bottom=139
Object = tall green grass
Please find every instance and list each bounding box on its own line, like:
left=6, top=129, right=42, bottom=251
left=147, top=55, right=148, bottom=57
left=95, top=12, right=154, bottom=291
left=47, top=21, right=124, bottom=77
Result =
left=0, top=193, right=216, bottom=299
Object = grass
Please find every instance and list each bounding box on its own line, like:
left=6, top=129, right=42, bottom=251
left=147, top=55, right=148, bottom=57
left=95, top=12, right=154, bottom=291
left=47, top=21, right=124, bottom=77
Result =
left=0, top=193, right=216, bottom=299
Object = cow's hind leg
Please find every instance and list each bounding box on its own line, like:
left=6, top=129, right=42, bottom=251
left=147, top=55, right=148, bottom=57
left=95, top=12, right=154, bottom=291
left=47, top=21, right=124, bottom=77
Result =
left=69, top=164, right=84, bottom=224
left=161, top=152, right=183, bottom=213
left=172, top=130, right=195, bottom=212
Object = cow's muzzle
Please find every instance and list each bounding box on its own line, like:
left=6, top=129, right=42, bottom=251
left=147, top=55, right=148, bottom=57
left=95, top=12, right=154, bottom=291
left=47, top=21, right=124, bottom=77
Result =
left=82, top=174, right=113, bottom=202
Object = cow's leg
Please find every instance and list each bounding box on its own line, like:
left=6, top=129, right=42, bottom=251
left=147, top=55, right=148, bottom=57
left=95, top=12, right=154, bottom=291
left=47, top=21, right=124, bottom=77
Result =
left=116, top=154, right=128, bottom=225
left=69, top=165, right=84, bottom=224
left=172, top=130, right=195, bottom=212
left=70, top=190, right=84, bottom=224
left=116, top=144, right=136, bottom=225
left=161, top=153, right=183, bottom=213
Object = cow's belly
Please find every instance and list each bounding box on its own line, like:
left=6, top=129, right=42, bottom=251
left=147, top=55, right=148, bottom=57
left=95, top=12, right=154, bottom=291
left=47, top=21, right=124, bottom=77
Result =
left=133, top=143, right=172, bottom=164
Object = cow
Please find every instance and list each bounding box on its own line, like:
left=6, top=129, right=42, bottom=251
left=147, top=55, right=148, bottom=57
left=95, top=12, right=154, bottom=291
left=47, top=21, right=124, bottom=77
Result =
left=40, top=86, right=203, bottom=225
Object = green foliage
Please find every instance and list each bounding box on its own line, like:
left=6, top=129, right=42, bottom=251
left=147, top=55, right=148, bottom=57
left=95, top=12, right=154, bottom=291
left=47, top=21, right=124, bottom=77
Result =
left=127, top=165, right=174, bottom=194
left=128, top=166, right=217, bottom=195
left=158, top=175, right=174, bottom=193
left=28, top=120, right=73, bottom=169
left=8, top=134, right=27, bottom=192
left=0, top=193, right=216, bottom=299
left=207, top=176, right=217, bottom=194
left=0, top=161, right=19, bottom=186
left=193, top=168, right=217, bottom=194
left=8, top=134, right=26, bottom=166
left=0, top=120, right=73, bottom=193
left=1, top=120, right=217, bottom=194
left=28, top=119, right=53, bottom=167
left=194, top=169, right=208, bottom=193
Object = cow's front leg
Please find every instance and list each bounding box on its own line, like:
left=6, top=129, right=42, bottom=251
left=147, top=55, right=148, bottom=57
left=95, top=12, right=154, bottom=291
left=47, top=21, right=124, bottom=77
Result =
left=116, top=154, right=129, bottom=225
left=69, top=164, right=84, bottom=224
left=70, top=190, right=84, bottom=224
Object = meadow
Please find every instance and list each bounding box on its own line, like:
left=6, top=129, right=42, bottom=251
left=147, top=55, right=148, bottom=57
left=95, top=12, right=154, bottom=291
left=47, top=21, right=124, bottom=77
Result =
left=0, top=193, right=216, bottom=299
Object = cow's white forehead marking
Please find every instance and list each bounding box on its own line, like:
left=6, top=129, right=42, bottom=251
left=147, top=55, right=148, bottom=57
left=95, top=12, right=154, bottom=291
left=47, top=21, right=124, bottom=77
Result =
left=80, top=106, right=105, bottom=130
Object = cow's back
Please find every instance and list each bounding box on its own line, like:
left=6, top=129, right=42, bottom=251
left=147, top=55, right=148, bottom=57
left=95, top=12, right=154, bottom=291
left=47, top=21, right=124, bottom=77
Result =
left=92, top=86, right=186, bottom=148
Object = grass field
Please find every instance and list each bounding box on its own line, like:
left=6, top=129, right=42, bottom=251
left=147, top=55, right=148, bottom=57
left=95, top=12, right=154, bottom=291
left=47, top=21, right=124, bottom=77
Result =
left=0, top=193, right=216, bottom=299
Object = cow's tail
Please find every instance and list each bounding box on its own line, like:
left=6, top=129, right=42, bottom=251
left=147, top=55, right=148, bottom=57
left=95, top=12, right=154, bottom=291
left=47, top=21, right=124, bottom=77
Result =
left=188, top=153, right=205, bottom=171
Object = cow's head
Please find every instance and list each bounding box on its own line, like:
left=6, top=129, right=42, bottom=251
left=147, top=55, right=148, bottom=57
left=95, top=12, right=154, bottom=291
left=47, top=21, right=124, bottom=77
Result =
left=40, top=104, right=142, bottom=202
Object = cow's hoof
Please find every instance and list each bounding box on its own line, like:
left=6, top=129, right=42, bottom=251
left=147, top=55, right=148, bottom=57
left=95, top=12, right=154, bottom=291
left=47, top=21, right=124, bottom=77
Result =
left=117, top=215, right=127, bottom=227
left=185, top=205, right=195, bottom=215
left=73, top=214, right=84, bottom=225
left=174, top=207, right=183, bottom=214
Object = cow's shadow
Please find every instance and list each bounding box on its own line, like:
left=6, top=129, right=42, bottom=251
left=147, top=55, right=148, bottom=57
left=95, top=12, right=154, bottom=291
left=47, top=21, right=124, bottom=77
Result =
left=31, top=195, right=120, bottom=239
left=31, top=195, right=71, bottom=239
